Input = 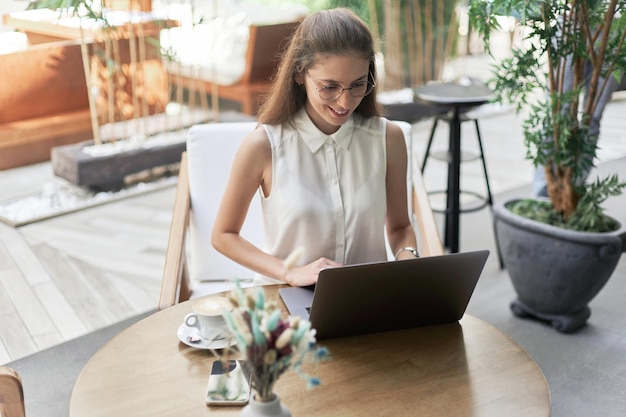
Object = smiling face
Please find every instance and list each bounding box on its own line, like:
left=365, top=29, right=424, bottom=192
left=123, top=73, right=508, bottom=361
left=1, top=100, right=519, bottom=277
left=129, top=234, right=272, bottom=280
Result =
left=297, top=54, right=371, bottom=135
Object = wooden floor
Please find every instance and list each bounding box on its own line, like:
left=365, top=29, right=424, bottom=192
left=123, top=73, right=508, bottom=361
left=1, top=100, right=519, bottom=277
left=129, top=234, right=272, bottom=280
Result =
left=0, top=181, right=175, bottom=364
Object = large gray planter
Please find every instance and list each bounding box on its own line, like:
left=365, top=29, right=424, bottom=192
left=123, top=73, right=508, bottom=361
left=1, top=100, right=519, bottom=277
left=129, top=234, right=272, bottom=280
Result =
left=493, top=198, right=626, bottom=332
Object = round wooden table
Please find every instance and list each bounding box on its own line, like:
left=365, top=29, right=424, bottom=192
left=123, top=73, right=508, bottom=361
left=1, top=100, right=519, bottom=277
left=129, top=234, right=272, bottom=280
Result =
left=70, top=285, right=551, bottom=417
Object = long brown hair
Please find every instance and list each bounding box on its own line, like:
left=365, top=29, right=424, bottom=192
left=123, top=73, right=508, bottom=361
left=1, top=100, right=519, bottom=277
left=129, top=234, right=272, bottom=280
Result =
left=257, top=8, right=383, bottom=125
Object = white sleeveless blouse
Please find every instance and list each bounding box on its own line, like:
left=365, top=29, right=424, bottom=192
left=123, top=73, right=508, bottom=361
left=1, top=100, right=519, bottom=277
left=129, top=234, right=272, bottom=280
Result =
left=255, top=109, right=388, bottom=283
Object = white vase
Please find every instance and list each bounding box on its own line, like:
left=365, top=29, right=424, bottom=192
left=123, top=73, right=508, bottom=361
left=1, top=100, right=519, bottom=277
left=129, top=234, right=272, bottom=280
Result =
left=241, top=394, right=291, bottom=417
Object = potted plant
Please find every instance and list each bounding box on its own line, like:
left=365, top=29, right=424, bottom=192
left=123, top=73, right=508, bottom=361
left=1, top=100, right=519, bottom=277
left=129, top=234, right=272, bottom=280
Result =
left=468, top=0, right=626, bottom=332
left=217, top=284, right=329, bottom=416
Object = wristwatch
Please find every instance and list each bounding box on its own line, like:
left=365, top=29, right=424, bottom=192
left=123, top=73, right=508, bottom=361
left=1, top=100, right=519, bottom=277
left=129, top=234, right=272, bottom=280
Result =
left=394, top=246, right=419, bottom=260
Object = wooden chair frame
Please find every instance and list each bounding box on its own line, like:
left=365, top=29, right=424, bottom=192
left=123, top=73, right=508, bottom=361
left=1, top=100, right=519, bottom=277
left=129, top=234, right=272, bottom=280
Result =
left=0, top=366, right=25, bottom=417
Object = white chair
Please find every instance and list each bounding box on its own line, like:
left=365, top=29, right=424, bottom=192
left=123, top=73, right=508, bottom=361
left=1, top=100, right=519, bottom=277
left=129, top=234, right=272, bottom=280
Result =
left=0, top=366, right=25, bottom=417
left=159, top=121, right=443, bottom=310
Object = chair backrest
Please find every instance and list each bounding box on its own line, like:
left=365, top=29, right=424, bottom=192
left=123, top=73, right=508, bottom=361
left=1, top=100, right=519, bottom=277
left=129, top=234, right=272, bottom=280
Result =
left=0, top=366, right=25, bottom=417
left=186, top=122, right=262, bottom=282
left=186, top=120, right=417, bottom=283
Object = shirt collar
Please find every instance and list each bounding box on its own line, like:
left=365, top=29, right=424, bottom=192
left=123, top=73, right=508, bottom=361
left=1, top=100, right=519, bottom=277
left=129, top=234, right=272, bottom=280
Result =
left=293, top=108, right=354, bottom=153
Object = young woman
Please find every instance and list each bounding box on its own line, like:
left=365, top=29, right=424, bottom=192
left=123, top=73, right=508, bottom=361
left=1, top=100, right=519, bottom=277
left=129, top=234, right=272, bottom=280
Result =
left=211, top=8, right=419, bottom=287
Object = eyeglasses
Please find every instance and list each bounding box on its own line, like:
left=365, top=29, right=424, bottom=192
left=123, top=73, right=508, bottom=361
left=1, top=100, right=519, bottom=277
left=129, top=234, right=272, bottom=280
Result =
left=306, top=72, right=375, bottom=101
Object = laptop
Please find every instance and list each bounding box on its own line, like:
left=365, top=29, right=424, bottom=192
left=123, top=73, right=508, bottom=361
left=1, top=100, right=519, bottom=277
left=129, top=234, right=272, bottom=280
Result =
left=279, top=250, right=489, bottom=339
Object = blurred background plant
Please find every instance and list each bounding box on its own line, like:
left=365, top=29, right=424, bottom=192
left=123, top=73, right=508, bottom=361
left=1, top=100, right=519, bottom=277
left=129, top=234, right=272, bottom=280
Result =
left=248, top=0, right=462, bottom=90
left=32, top=0, right=171, bottom=144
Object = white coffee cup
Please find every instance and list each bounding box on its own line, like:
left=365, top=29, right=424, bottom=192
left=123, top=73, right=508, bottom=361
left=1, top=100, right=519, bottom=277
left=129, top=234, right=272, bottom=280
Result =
left=184, top=296, right=232, bottom=340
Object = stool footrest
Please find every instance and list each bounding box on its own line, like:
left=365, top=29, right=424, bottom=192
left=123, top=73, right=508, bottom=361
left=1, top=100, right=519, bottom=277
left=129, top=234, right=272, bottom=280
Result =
left=436, top=112, right=479, bottom=123
left=429, top=150, right=482, bottom=163
left=427, top=190, right=491, bottom=214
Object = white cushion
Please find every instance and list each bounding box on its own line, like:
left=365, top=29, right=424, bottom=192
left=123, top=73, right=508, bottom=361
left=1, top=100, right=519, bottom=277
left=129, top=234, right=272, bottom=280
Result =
left=159, top=4, right=308, bottom=86
left=186, top=122, right=262, bottom=283
left=188, top=2, right=308, bottom=26
left=161, top=14, right=249, bottom=86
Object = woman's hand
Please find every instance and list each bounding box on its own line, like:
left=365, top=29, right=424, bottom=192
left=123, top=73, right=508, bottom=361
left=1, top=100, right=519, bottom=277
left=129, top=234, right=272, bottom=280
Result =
left=284, top=257, right=343, bottom=287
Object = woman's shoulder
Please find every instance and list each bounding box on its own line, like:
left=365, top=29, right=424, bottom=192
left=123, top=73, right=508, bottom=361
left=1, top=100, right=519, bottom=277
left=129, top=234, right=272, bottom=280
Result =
left=260, top=118, right=301, bottom=148
left=238, top=124, right=272, bottom=156
left=244, top=124, right=269, bottom=143
left=352, top=113, right=392, bottom=135
left=358, top=115, right=406, bottom=141
left=384, top=119, right=404, bottom=139
left=352, top=115, right=407, bottom=151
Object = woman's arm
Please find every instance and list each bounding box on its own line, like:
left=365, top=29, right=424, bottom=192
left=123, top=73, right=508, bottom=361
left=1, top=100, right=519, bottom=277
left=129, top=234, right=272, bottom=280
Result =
left=211, top=126, right=340, bottom=285
left=384, top=121, right=420, bottom=260
left=211, top=126, right=288, bottom=279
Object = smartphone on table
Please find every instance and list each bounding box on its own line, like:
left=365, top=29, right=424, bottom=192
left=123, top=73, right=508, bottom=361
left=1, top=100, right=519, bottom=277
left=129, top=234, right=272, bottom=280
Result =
left=206, top=359, right=251, bottom=406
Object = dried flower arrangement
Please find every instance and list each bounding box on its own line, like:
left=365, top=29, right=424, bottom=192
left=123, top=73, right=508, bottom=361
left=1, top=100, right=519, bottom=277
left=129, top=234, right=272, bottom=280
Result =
left=221, top=284, right=330, bottom=403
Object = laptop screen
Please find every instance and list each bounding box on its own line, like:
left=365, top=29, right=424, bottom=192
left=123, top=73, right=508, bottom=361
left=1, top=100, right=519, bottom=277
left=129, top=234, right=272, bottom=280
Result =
left=279, top=250, right=489, bottom=339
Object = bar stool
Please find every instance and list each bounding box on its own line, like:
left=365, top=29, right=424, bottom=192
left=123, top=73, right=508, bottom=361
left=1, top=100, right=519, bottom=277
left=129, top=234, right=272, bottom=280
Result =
left=421, top=109, right=494, bottom=213
left=415, top=83, right=503, bottom=267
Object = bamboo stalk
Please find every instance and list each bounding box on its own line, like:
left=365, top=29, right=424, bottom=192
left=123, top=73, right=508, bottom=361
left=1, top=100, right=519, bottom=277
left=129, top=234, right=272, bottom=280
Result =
left=404, top=4, right=417, bottom=87
left=170, top=4, right=184, bottom=132
left=137, top=14, right=149, bottom=138
left=199, top=68, right=209, bottom=123
left=367, top=0, right=383, bottom=90
left=128, top=22, right=141, bottom=137
left=424, top=0, right=433, bottom=81
left=162, top=0, right=173, bottom=135
left=367, top=0, right=380, bottom=42
left=111, top=30, right=124, bottom=141
left=413, top=0, right=424, bottom=85
left=100, top=2, right=118, bottom=141
left=442, top=7, right=458, bottom=80
left=433, top=0, right=444, bottom=80
left=383, top=0, right=403, bottom=90
left=175, top=55, right=184, bottom=131
left=106, top=37, right=114, bottom=131
left=80, top=26, right=101, bottom=145
left=211, top=0, right=220, bottom=121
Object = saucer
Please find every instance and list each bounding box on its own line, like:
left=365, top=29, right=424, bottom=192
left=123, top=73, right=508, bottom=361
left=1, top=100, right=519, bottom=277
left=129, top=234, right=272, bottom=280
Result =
left=177, top=323, right=236, bottom=350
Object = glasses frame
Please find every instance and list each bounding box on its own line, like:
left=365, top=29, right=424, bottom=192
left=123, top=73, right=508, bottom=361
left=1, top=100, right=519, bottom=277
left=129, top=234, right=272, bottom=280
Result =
left=306, top=72, right=376, bottom=101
